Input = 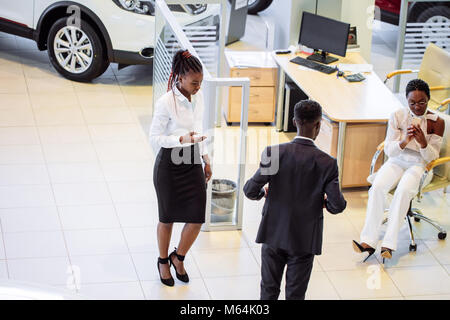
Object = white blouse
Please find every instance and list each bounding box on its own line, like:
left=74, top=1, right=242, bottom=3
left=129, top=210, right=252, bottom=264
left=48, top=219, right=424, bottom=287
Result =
left=384, top=107, right=443, bottom=166
left=149, top=86, right=208, bottom=156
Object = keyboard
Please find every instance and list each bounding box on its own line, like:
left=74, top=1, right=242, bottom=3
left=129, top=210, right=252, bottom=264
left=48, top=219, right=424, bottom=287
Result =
left=289, top=56, right=337, bottom=74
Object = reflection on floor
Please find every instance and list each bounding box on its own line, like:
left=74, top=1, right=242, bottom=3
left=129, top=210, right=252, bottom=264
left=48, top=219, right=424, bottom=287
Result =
left=0, top=18, right=449, bottom=300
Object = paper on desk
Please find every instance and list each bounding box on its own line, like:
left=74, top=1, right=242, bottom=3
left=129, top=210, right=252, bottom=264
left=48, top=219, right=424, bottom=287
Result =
left=338, top=64, right=373, bottom=73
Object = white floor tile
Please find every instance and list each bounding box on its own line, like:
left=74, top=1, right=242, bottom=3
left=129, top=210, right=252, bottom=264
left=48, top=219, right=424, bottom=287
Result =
left=0, top=37, right=18, bottom=51
left=404, top=294, right=450, bottom=300
left=205, top=275, right=260, bottom=300
left=0, top=260, right=7, bottom=278
left=52, top=182, right=111, bottom=206
left=306, top=272, right=340, bottom=300
left=59, top=205, right=120, bottom=230
left=326, top=268, right=403, bottom=300
left=33, top=106, right=85, bottom=126
left=379, top=240, right=440, bottom=268
left=76, top=92, right=128, bottom=109
left=69, top=254, right=138, bottom=284
left=122, top=226, right=158, bottom=253
left=42, top=143, right=98, bottom=163
left=0, top=207, right=61, bottom=233
left=3, top=231, right=67, bottom=259
left=108, top=181, right=156, bottom=203
left=0, top=76, right=27, bottom=94
left=26, top=77, right=75, bottom=94
left=0, top=233, right=5, bottom=260
left=88, top=124, right=145, bottom=142
left=95, top=141, right=152, bottom=162
left=191, top=230, right=249, bottom=251
left=241, top=220, right=260, bottom=246
left=47, top=163, right=104, bottom=184
left=78, top=282, right=145, bottom=300
left=38, top=126, right=91, bottom=145
left=322, top=216, right=360, bottom=244
left=317, top=242, right=382, bottom=272
left=73, top=77, right=121, bottom=93
left=101, top=161, right=153, bottom=182
left=0, top=185, right=54, bottom=208
left=0, top=63, right=23, bottom=78
left=0, top=145, right=45, bottom=165
left=17, top=50, right=52, bottom=65
left=132, top=251, right=202, bottom=281
left=0, top=164, right=49, bottom=185
left=82, top=107, right=135, bottom=124
left=65, top=229, right=129, bottom=256
left=424, top=240, right=450, bottom=265
left=142, top=278, right=210, bottom=300
left=29, top=92, right=79, bottom=109
left=0, top=127, right=40, bottom=145
left=22, top=63, right=58, bottom=79
left=443, top=262, right=450, bottom=274
left=114, top=203, right=158, bottom=227
left=7, top=257, right=71, bottom=286
left=0, top=93, right=31, bottom=109
left=0, top=107, right=35, bottom=126
left=193, top=248, right=260, bottom=278
left=386, top=266, right=450, bottom=296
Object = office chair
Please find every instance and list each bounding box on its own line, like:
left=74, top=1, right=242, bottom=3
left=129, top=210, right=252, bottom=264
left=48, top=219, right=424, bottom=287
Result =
left=384, top=43, right=450, bottom=114
left=369, top=113, right=450, bottom=251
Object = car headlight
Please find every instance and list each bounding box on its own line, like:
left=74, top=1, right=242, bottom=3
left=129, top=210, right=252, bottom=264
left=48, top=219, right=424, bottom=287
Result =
left=112, top=0, right=155, bottom=15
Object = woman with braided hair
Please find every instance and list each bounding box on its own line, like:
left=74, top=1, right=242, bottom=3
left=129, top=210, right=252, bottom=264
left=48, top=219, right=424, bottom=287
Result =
left=150, top=49, right=212, bottom=286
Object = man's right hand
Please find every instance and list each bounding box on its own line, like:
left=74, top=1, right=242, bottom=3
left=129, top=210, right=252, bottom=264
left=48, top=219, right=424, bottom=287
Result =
left=180, top=132, right=206, bottom=144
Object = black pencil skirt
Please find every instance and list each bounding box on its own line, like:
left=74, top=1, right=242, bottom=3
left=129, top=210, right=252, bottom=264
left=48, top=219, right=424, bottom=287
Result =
left=153, top=144, right=206, bottom=224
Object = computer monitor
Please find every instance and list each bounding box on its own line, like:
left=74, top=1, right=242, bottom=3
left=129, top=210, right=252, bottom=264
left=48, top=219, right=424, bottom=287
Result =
left=298, top=12, right=350, bottom=64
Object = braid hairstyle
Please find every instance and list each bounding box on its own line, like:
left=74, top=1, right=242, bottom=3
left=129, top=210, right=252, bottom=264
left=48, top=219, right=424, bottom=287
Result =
left=167, top=49, right=203, bottom=92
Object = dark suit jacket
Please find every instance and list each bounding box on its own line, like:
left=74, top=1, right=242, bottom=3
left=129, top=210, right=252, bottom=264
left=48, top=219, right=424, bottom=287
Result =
left=243, top=138, right=347, bottom=255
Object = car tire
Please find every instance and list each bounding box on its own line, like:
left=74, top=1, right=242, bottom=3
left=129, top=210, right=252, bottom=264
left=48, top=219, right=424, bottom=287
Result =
left=247, top=0, right=273, bottom=15
left=416, top=5, right=450, bottom=23
left=47, top=17, right=109, bottom=82
left=415, top=5, right=450, bottom=49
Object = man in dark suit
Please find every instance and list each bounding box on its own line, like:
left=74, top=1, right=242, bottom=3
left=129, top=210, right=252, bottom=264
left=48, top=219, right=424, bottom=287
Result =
left=244, top=100, right=347, bottom=300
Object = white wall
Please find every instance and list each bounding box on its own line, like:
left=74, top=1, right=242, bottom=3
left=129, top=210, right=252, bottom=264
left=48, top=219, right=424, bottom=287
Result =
left=265, top=0, right=375, bottom=62
left=259, top=0, right=293, bottom=49
left=341, top=0, right=375, bottom=62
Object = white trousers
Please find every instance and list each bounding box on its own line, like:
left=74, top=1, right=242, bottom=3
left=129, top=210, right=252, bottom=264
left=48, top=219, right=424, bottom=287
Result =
left=360, top=159, right=431, bottom=251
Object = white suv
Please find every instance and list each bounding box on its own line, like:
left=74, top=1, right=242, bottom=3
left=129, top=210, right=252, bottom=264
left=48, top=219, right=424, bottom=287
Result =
left=0, top=1, right=219, bottom=81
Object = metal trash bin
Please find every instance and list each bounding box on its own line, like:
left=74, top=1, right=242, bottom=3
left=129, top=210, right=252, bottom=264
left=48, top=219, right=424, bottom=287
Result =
left=211, top=179, right=237, bottom=223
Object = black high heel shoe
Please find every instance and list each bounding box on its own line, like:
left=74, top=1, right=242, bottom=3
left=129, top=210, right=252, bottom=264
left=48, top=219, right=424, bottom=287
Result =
left=157, top=257, right=174, bottom=287
left=352, top=240, right=376, bottom=263
left=381, top=248, right=393, bottom=264
left=169, top=248, right=189, bottom=283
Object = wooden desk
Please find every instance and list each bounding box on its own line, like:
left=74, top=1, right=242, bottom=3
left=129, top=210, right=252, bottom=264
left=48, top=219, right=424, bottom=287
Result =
left=273, top=52, right=404, bottom=188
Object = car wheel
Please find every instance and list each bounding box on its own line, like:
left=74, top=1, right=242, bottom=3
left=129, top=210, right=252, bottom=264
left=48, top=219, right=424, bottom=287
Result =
left=47, top=17, right=109, bottom=82
left=415, top=5, right=450, bottom=49
left=247, top=0, right=273, bottom=15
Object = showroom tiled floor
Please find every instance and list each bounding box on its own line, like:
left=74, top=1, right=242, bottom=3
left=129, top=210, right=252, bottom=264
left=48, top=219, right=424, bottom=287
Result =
left=0, top=18, right=449, bottom=300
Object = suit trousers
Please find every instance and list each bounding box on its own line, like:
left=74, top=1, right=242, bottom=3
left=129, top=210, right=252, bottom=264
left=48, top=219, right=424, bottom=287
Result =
left=260, top=244, right=314, bottom=300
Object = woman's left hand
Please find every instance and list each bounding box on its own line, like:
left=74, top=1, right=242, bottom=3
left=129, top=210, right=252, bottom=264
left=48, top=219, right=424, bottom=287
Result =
left=204, top=164, right=212, bottom=183
left=411, top=124, right=427, bottom=148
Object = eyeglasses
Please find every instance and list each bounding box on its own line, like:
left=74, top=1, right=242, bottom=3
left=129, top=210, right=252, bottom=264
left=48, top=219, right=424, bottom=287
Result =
left=408, top=101, right=427, bottom=107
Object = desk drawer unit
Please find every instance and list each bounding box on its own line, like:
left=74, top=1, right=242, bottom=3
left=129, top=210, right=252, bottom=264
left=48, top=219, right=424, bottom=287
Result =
left=225, top=65, right=278, bottom=123
left=228, top=86, right=276, bottom=123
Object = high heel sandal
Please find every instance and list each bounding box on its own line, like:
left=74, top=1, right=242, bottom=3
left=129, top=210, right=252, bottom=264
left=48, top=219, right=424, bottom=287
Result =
left=381, top=248, right=393, bottom=264
left=169, top=248, right=189, bottom=283
left=157, top=257, right=174, bottom=287
left=352, top=240, right=376, bottom=263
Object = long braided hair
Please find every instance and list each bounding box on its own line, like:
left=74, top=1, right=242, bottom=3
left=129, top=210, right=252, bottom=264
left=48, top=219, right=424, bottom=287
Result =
left=167, top=49, right=203, bottom=92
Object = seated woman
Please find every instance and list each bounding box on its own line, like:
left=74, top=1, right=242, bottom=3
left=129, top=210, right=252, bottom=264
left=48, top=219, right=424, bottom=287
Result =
left=353, top=79, right=445, bottom=262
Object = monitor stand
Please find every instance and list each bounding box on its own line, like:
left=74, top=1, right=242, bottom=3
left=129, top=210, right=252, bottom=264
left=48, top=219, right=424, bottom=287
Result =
left=306, top=50, right=338, bottom=64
